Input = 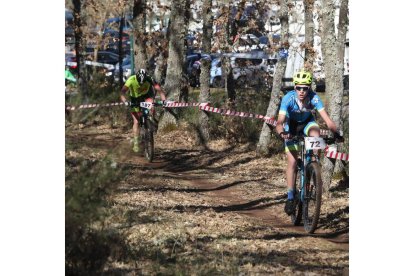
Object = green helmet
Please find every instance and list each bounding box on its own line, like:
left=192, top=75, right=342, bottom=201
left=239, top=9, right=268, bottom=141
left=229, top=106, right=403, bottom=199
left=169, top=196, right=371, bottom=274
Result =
left=293, top=70, right=313, bottom=85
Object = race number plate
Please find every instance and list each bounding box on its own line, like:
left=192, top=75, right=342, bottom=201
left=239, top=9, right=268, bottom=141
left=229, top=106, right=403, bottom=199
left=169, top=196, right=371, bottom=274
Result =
left=304, top=137, right=326, bottom=150
left=140, top=102, right=153, bottom=109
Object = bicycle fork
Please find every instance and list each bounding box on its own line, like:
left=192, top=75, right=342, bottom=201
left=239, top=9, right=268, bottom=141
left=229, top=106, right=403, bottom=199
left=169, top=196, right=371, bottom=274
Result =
left=297, top=160, right=306, bottom=202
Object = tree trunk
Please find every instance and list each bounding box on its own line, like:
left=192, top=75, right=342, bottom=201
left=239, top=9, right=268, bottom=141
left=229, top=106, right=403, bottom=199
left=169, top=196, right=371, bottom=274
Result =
left=336, top=0, right=348, bottom=71
left=118, top=16, right=124, bottom=89
left=132, top=0, right=148, bottom=70
left=197, top=0, right=213, bottom=145
left=159, top=0, right=190, bottom=129
left=333, top=0, right=349, bottom=176
left=154, top=52, right=166, bottom=84
left=320, top=0, right=347, bottom=192
left=304, top=0, right=315, bottom=71
left=256, top=0, right=289, bottom=156
left=216, top=4, right=240, bottom=142
left=72, top=0, right=88, bottom=102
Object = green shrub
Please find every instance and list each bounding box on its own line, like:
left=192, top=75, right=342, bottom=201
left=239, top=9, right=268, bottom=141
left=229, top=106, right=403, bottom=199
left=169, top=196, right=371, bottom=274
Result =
left=65, top=156, right=128, bottom=274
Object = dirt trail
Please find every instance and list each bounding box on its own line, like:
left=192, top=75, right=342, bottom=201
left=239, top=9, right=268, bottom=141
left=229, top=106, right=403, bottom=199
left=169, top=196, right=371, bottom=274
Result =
left=129, top=153, right=349, bottom=244
left=66, top=123, right=349, bottom=274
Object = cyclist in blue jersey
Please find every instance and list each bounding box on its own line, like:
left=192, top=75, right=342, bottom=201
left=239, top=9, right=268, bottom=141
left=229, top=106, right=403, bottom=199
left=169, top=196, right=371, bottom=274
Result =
left=275, top=70, right=342, bottom=215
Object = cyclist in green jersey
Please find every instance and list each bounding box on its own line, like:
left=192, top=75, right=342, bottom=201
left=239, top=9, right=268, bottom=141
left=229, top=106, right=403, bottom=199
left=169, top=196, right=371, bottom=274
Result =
left=120, top=68, right=166, bottom=152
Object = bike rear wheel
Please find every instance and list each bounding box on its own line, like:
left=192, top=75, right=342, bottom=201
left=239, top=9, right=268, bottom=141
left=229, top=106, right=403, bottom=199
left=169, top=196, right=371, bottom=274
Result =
left=290, top=169, right=302, bottom=226
left=302, top=162, right=322, bottom=233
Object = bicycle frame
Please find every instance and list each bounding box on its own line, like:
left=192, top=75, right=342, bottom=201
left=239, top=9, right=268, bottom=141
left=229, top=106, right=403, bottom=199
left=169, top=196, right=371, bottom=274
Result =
left=139, top=106, right=151, bottom=127
left=288, top=134, right=339, bottom=233
left=139, top=101, right=159, bottom=128
left=138, top=101, right=163, bottom=162
left=293, top=137, right=320, bottom=202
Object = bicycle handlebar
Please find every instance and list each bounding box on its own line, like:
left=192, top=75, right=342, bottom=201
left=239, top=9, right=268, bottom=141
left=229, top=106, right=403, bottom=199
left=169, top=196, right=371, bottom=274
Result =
left=288, top=135, right=341, bottom=145
left=139, top=101, right=165, bottom=109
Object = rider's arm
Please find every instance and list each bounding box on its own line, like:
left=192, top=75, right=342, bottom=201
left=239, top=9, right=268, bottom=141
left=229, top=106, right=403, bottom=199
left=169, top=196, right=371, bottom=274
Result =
left=121, top=76, right=135, bottom=104
left=275, top=114, right=286, bottom=135
left=153, top=83, right=166, bottom=101
left=311, top=93, right=339, bottom=133
left=275, top=93, right=291, bottom=135
left=318, top=109, right=337, bottom=133
left=120, top=85, right=129, bottom=103
left=276, top=114, right=291, bottom=139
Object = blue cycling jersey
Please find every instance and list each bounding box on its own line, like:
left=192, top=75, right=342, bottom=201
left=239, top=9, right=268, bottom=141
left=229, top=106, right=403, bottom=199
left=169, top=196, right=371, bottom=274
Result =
left=278, top=90, right=324, bottom=122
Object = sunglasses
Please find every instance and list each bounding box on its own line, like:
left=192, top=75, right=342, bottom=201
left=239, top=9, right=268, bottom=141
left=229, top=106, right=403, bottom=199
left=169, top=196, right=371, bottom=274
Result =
left=295, top=86, right=310, bottom=92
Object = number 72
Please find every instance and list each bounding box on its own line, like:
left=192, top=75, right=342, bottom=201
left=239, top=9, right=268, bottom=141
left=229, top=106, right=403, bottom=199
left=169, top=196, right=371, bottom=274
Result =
left=310, top=141, right=320, bottom=147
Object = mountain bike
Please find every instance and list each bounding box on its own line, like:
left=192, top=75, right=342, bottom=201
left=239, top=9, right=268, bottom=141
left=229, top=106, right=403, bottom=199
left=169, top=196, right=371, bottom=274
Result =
left=138, top=101, right=163, bottom=162
left=289, top=135, right=340, bottom=233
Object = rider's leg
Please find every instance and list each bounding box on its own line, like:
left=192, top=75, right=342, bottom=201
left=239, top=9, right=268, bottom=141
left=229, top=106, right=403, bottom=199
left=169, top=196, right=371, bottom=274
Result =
left=305, top=123, right=321, bottom=157
left=145, top=97, right=155, bottom=116
left=131, top=111, right=142, bottom=152
left=283, top=122, right=299, bottom=199
left=286, top=149, right=299, bottom=197
left=285, top=147, right=299, bottom=215
left=307, top=125, right=320, bottom=137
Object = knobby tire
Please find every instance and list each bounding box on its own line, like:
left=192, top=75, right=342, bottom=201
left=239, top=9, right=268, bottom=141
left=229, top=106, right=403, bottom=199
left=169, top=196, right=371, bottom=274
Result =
left=143, top=120, right=154, bottom=162
left=290, top=169, right=302, bottom=226
left=302, top=162, right=322, bottom=233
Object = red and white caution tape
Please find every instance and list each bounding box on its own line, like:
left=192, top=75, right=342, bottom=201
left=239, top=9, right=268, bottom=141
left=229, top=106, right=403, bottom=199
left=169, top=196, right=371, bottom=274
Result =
left=152, top=101, right=279, bottom=126
left=65, top=101, right=341, bottom=156
left=198, top=104, right=278, bottom=126
left=65, top=101, right=334, bottom=135
left=319, top=129, right=330, bottom=137
left=324, top=146, right=349, bottom=161
left=164, top=102, right=206, bottom=108
left=66, top=102, right=124, bottom=111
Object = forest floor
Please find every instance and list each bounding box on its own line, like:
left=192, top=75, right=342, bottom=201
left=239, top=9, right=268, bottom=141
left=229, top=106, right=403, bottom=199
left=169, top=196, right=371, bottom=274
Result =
left=66, top=113, right=349, bottom=275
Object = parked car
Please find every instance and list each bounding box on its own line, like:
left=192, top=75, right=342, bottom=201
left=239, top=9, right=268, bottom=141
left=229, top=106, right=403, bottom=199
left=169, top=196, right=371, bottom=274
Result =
left=210, top=52, right=277, bottom=88
left=101, top=29, right=130, bottom=53
left=113, top=55, right=132, bottom=83
left=210, top=58, right=224, bottom=88
left=65, top=9, right=73, bottom=25
left=186, top=53, right=211, bottom=87
left=186, top=53, right=210, bottom=75
left=65, top=26, right=74, bottom=37
left=85, top=51, right=120, bottom=65
left=104, top=16, right=133, bottom=33
left=233, top=34, right=262, bottom=52
left=257, top=34, right=280, bottom=48
left=65, top=52, right=77, bottom=69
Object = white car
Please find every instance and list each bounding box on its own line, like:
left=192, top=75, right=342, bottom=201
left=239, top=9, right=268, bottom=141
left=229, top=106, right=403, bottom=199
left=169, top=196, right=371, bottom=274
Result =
left=210, top=52, right=277, bottom=88
left=210, top=58, right=223, bottom=87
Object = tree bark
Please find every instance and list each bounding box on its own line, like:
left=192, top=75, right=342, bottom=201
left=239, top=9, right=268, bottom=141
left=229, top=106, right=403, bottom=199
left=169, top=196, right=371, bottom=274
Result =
left=154, top=51, right=166, bottom=84
left=132, top=0, right=148, bottom=70
left=197, top=0, right=213, bottom=145
left=256, top=0, right=289, bottom=156
left=159, top=0, right=190, bottom=129
left=319, top=0, right=347, bottom=192
left=304, top=0, right=315, bottom=71
left=72, top=0, right=88, bottom=101
left=118, top=16, right=124, bottom=89
left=336, top=0, right=348, bottom=70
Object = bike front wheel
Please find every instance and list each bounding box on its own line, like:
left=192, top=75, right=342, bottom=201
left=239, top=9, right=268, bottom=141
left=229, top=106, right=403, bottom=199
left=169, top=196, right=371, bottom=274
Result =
left=142, top=121, right=154, bottom=162
left=302, top=162, right=322, bottom=233
left=290, top=169, right=302, bottom=226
